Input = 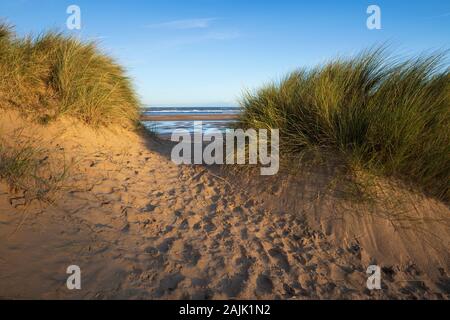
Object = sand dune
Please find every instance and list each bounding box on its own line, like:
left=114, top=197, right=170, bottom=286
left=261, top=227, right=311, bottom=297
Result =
left=0, top=112, right=448, bottom=299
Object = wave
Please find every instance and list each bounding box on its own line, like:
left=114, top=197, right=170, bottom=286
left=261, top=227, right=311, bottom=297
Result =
left=143, top=107, right=241, bottom=114
left=144, top=110, right=241, bottom=115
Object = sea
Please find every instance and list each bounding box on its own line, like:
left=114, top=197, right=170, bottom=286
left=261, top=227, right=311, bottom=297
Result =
left=142, top=105, right=241, bottom=137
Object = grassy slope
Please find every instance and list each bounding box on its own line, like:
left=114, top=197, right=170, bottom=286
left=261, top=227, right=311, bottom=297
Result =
left=0, top=23, right=141, bottom=201
left=0, top=23, right=140, bottom=127
left=239, top=48, right=450, bottom=201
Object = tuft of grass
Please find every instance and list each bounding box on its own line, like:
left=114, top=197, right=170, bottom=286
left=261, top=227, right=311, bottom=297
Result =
left=0, top=23, right=140, bottom=127
left=0, top=134, right=70, bottom=204
left=238, top=47, right=450, bottom=201
left=0, top=142, right=39, bottom=189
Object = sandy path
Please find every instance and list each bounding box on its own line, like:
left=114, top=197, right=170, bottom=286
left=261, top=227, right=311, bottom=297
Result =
left=0, top=115, right=448, bottom=299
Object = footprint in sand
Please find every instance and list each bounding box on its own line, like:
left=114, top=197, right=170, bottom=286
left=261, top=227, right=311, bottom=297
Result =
left=219, top=274, right=247, bottom=298
left=268, top=247, right=290, bottom=272
left=156, top=273, right=185, bottom=297
left=203, top=221, right=217, bottom=233
left=255, top=274, right=274, bottom=295
left=181, top=244, right=201, bottom=266
left=157, top=237, right=176, bottom=253
left=141, top=203, right=157, bottom=212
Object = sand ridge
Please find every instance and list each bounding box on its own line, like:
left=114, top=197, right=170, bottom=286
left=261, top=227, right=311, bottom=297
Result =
left=0, top=112, right=448, bottom=299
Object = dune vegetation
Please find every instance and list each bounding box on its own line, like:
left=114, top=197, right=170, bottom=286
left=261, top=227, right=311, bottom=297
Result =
left=0, top=23, right=140, bottom=127
left=0, top=133, right=70, bottom=203
left=1, top=22, right=449, bottom=203
left=0, top=23, right=140, bottom=201
left=238, top=48, right=450, bottom=201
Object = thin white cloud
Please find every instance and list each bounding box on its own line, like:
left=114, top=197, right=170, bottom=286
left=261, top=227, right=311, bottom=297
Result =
left=145, top=18, right=218, bottom=30
left=148, top=31, right=240, bottom=51
left=158, top=31, right=240, bottom=48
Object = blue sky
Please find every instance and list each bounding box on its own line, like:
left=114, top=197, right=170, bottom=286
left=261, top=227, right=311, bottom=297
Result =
left=1, top=0, right=449, bottom=106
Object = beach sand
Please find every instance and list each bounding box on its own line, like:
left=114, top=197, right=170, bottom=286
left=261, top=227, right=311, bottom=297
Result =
left=0, top=111, right=448, bottom=299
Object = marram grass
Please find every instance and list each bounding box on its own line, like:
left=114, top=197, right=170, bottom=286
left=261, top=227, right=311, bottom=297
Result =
left=0, top=23, right=140, bottom=127
left=238, top=48, right=450, bottom=201
left=0, top=134, right=70, bottom=204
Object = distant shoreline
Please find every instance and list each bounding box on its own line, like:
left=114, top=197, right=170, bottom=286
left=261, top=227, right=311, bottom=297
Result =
left=140, top=114, right=239, bottom=121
